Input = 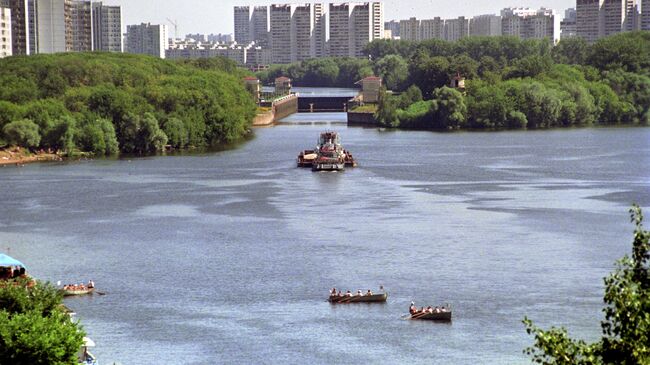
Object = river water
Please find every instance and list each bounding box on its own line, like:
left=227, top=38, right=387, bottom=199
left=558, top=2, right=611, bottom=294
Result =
left=1, top=113, right=649, bottom=364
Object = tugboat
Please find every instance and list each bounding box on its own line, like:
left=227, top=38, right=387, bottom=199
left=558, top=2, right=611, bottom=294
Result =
left=297, top=131, right=357, bottom=171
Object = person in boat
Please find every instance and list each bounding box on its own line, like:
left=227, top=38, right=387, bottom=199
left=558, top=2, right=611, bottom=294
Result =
left=345, top=290, right=352, bottom=297
left=365, top=289, right=373, bottom=296
left=337, top=290, right=342, bottom=297
left=434, top=307, right=441, bottom=313
left=88, top=280, right=94, bottom=289
left=330, top=287, right=336, bottom=296
left=426, top=306, right=433, bottom=313
left=409, top=302, right=417, bottom=315
left=356, top=289, right=362, bottom=296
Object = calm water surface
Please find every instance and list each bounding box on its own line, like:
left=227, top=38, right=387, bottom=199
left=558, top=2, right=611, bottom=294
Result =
left=1, top=113, right=649, bottom=364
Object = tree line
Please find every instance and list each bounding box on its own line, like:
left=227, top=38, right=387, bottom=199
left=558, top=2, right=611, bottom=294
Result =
left=0, top=53, right=257, bottom=155
left=258, top=32, right=650, bottom=130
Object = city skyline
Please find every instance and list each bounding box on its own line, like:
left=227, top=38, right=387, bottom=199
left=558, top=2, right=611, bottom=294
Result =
left=100, top=0, right=575, bottom=35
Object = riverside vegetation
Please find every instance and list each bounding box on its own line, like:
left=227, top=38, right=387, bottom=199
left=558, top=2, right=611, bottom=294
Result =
left=524, top=206, right=650, bottom=365
left=0, top=279, right=84, bottom=364
left=0, top=53, right=257, bottom=155
left=258, top=32, right=650, bottom=130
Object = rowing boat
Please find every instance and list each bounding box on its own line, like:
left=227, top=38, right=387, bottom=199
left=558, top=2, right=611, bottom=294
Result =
left=328, top=293, right=387, bottom=303
left=410, top=310, right=452, bottom=321
left=62, top=287, right=94, bottom=297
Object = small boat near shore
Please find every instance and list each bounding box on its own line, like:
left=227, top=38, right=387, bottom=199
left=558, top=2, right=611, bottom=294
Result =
left=63, top=287, right=95, bottom=297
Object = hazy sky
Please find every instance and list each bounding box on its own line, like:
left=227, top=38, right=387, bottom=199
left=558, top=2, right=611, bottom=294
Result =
left=104, top=0, right=575, bottom=35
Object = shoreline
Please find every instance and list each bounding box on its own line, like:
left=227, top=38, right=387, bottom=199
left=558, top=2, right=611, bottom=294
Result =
left=0, top=149, right=63, bottom=167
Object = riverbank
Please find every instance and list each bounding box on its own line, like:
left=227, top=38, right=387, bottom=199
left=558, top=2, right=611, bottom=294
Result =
left=0, top=148, right=62, bottom=167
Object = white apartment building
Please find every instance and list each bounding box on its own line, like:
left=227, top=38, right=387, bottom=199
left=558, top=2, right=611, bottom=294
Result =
left=0, top=6, right=11, bottom=57
left=469, top=14, right=502, bottom=36
left=126, top=23, right=168, bottom=59
left=92, top=2, right=122, bottom=52
left=501, top=7, right=557, bottom=42
left=291, top=4, right=314, bottom=62
left=643, top=0, right=650, bottom=29
left=36, top=0, right=68, bottom=53
left=444, top=16, right=469, bottom=41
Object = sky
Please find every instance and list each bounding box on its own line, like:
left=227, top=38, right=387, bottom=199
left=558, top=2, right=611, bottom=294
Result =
left=103, top=0, right=576, bottom=36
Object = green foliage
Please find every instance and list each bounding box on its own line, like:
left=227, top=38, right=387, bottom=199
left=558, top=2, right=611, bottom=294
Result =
left=118, top=113, right=168, bottom=154
left=0, top=280, right=84, bottom=365
left=259, top=57, right=373, bottom=88
left=552, top=37, right=589, bottom=65
left=430, top=87, right=467, bottom=129
left=524, top=205, right=650, bottom=365
left=3, top=119, right=41, bottom=148
left=0, top=52, right=256, bottom=153
left=374, top=55, right=409, bottom=90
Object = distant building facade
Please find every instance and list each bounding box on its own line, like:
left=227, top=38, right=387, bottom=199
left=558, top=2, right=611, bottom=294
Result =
left=126, top=23, right=168, bottom=58
left=643, top=0, right=650, bottom=29
left=420, top=17, right=444, bottom=40
left=329, top=2, right=383, bottom=58
left=399, top=17, right=418, bottom=41
left=469, top=14, right=502, bottom=36
left=384, top=19, right=399, bottom=38
left=92, top=2, right=121, bottom=52
left=501, top=7, right=557, bottom=42
left=69, top=0, right=91, bottom=52
left=444, top=16, right=469, bottom=41
left=36, top=0, right=69, bottom=53
left=0, top=0, right=37, bottom=55
left=577, top=0, right=641, bottom=42
left=560, top=8, right=577, bottom=38
left=234, top=5, right=269, bottom=46
left=0, top=6, right=11, bottom=57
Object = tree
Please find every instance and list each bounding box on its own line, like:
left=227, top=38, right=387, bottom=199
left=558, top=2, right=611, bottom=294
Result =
left=302, top=58, right=340, bottom=86
left=162, top=117, right=189, bottom=148
left=374, top=54, right=409, bottom=91
left=118, top=113, right=168, bottom=154
left=3, top=119, right=41, bottom=148
left=524, top=205, right=650, bottom=365
left=552, top=37, right=589, bottom=65
left=430, top=87, right=467, bottom=129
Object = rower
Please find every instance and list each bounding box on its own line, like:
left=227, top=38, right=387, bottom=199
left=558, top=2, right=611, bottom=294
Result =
left=330, top=287, right=336, bottom=296
left=88, top=280, right=94, bottom=289
left=345, top=290, right=352, bottom=297
left=409, top=302, right=417, bottom=315
left=366, top=289, right=373, bottom=296
left=356, top=289, right=362, bottom=296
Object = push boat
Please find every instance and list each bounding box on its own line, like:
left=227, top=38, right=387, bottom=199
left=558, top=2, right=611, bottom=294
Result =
left=297, top=131, right=357, bottom=171
left=328, top=292, right=388, bottom=303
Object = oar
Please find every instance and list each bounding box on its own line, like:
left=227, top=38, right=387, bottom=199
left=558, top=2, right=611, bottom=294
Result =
left=410, top=311, right=429, bottom=320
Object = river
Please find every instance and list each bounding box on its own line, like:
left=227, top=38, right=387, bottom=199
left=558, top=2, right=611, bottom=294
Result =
left=1, top=112, right=649, bottom=364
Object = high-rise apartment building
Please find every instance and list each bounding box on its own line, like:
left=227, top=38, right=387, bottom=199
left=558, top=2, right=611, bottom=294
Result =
left=577, top=0, right=640, bottom=42
left=576, top=0, right=601, bottom=42
left=0, top=0, right=37, bottom=55
left=312, top=3, right=326, bottom=58
left=420, top=17, right=444, bottom=40
left=234, top=5, right=269, bottom=46
left=384, top=19, right=399, bottom=38
left=291, top=4, right=313, bottom=62
left=328, top=2, right=383, bottom=58
left=269, top=4, right=290, bottom=63
left=469, top=14, right=502, bottom=36
left=126, top=23, right=168, bottom=58
left=36, top=0, right=69, bottom=53
left=601, top=0, right=638, bottom=37
left=501, top=7, right=557, bottom=41
left=444, top=16, right=469, bottom=41
left=92, top=2, right=122, bottom=52
left=0, top=6, right=11, bottom=57
left=560, top=8, right=577, bottom=38
left=399, top=17, right=418, bottom=41
left=643, top=0, right=650, bottom=29
left=234, top=6, right=251, bottom=44
left=69, top=0, right=91, bottom=52
left=251, top=6, right=268, bottom=46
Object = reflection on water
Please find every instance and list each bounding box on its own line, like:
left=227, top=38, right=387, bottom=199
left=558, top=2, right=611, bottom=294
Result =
left=0, top=114, right=648, bottom=364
